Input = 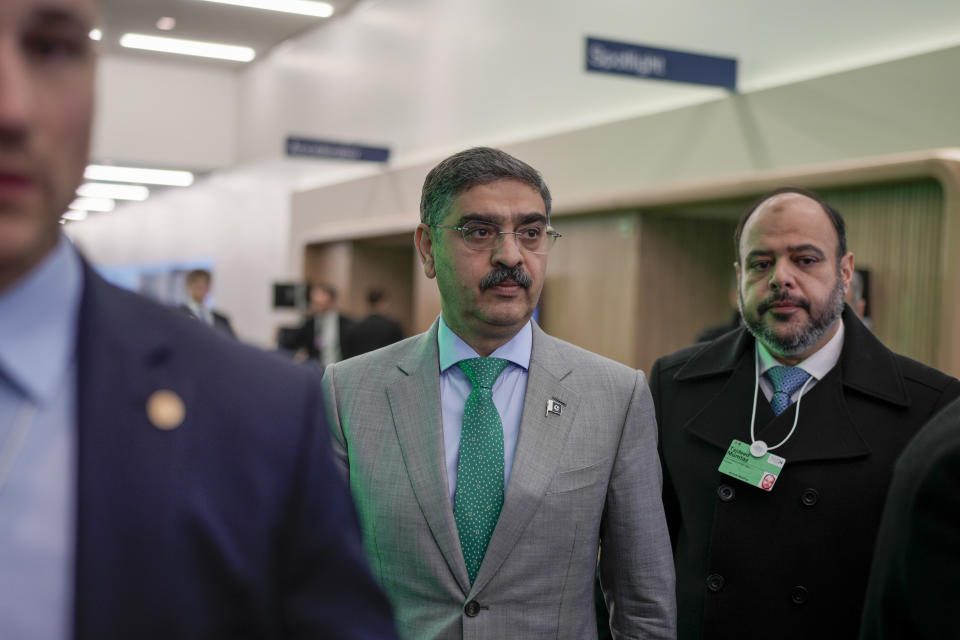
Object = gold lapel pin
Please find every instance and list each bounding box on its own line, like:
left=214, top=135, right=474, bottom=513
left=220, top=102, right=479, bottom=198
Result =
left=147, top=390, right=185, bottom=431
left=546, top=398, right=566, bottom=417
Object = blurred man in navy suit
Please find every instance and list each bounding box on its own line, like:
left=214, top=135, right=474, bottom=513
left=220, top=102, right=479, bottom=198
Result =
left=0, top=0, right=397, bottom=637
left=179, top=268, right=236, bottom=338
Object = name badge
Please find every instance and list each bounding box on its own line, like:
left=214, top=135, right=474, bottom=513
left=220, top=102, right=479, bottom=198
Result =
left=718, top=439, right=786, bottom=491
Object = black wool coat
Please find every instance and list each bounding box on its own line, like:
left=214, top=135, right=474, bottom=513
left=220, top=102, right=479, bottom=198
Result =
left=651, top=306, right=960, bottom=640
left=859, top=394, right=960, bottom=639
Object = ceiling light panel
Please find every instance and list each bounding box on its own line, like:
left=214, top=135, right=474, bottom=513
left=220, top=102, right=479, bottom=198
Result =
left=196, top=0, right=334, bottom=18
left=62, top=210, right=88, bottom=222
left=77, top=183, right=150, bottom=201
left=85, top=165, right=195, bottom=187
left=70, top=197, right=115, bottom=213
left=120, top=33, right=255, bottom=63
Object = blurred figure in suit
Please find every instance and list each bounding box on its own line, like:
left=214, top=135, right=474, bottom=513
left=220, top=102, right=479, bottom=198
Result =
left=345, top=288, right=404, bottom=356
left=0, top=0, right=398, bottom=637
left=694, top=275, right=741, bottom=343
left=179, top=268, right=236, bottom=338
left=290, top=282, right=355, bottom=366
left=860, top=395, right=960, bottom=639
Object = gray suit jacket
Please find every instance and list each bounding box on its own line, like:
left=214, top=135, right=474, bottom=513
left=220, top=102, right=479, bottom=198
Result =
left=322, top=320, right=676, bottom=640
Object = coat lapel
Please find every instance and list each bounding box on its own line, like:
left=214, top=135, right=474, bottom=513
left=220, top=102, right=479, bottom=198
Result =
left=470, top=324, right=580, bottom=595
left=679, top=329, right=757, bottom=452
left=385, top=321, right=471, bottom=593
left=679, top=307, right=904, bottom=465
left=73, top=266, right=198, bottom=635
left=758, top=365, right=871, bottom=463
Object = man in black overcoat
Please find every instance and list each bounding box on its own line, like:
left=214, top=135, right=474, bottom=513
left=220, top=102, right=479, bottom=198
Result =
left=651, top=187, right=960, bottom=639
left=859, top=395, right=960, bottom=639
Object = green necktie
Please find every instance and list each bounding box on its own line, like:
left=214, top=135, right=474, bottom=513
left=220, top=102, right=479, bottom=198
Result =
left=454, top=357, right=510, bottom=583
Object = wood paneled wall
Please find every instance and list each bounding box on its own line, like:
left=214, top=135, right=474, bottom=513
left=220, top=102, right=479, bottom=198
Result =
left=349, top=243, right=416, bottom=335
left=818, top=180, right=945, bottom=368
left=635, top=214, right=738, bottom=373
left=540, top=179, right=946, bottom=374
left=540, top=212, right=643, bottom=365
left=302, top=177, right=951, bottom=375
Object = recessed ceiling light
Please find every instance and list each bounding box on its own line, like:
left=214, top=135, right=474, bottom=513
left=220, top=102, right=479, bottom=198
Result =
left=85, top=165, right=195, bottom=187
left=89, top=28, right=102, bottom=41
left=62, top=210, right=89, bottom=222
left=70, top=197, right=115, bottom=213
left=77, top=183, right=150, bottom=201
left=120, top=33, right=255, bottom=63
left=196, top=0, right=334, bottom=18
left=156, top=16, right=177, bottom=31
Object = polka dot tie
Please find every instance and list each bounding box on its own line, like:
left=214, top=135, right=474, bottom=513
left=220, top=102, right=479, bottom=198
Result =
left=454, top=357, right=510, bottom=584
left=766, top=365, right=811, bottom=415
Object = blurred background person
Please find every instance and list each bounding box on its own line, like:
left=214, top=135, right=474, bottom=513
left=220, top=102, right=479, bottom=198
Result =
left=0, top=0, right=398, bottom=637
left=345, top=288, right=404, bottom=356
left=859, top=395, right=960, bottom=639
left=846, top=268, right=871, bottom=328
left=178, top=268, right=235, bottom=338
left=289, top=282, right=356, bottom=367
left=694, top=274, right=742, bottom=343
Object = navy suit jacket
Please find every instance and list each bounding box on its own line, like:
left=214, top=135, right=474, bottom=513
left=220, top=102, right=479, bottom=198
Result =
left=71, top=266, right=397, bottom=639
left=178, top=303, right=237, bottom=338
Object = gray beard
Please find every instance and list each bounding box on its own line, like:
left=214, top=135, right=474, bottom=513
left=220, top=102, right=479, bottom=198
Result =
left=742, top=275, right=845, bottom=358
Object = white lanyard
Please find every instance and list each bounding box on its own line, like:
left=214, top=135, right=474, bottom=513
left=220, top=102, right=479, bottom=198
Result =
left=0, top=399, right=39, bottom=493
left=748, top=355, right=814, bottom=457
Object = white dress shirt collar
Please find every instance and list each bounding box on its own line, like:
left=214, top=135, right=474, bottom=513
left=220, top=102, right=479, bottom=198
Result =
left=756, top=318, right=845, bottom=381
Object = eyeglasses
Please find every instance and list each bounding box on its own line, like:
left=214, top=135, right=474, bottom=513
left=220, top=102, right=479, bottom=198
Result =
left=430, top=221, right=562, bottom=254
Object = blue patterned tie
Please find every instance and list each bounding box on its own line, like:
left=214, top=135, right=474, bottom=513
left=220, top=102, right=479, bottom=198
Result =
left=454, top=357, right=510, bottom=583
left=766, top=366, right=811, bottom=415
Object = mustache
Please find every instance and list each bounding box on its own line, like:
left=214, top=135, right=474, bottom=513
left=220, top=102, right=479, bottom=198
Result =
left=479, top=265, right=532, bottom=291
left=758, top=291, right=810, bottom=315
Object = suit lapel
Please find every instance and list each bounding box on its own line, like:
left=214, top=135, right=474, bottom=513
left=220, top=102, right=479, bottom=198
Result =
left=385, top=322, right=471, bottom=593
left=471, top=324, right=580, bottom=595
left=74, top=266, right=197, bottom=635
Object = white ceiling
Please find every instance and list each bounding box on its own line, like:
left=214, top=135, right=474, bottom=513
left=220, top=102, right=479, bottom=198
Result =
left=92, top=0, right=960, bottom=183
left=97, top=0, right=360, bottom=66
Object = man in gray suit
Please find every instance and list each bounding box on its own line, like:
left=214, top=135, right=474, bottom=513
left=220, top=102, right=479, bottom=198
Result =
left=322, top=147, right=676, bottom=639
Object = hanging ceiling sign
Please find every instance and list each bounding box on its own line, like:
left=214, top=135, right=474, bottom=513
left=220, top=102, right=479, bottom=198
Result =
left=585, top=37, right=737, bottom=91
left=285, top=137, right=391, bottom=162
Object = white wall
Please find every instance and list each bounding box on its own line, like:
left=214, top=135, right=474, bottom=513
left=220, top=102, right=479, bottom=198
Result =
left=66, top=166, right=302, bottom=347
left=93, top=55, right=239, bottom=170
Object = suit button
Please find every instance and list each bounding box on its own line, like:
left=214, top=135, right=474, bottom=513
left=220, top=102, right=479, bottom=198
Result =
left=791, top=586, right=809, bottom=604
left=800, top=488, right=819, bottom=507
left=464, top=600, right=481, bottom=617
left=717, top=484, right=736, bottom=502
left=706, top=574, right=725, bottom=592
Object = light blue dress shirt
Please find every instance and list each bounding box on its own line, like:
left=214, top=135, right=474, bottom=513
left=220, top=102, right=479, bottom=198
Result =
left=437, top=315, right=531, bottom=507
left=0, top=236, right=82, bottom=640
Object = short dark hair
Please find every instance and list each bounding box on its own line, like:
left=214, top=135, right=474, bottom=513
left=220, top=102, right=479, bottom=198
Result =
left=419, top=147, right=552, bottom=225
left=186, top=269, right=211, bottom=284
left=309, top=282, right=337, bottom=300
left=733, top=186, right=847, bottom=263
left=367, top=288, right=386, bottom=306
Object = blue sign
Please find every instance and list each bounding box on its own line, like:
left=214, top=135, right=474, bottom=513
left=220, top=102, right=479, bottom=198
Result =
left=285, top=137, right=390, bottom=162
left=585, top=37, right=736, bottom=91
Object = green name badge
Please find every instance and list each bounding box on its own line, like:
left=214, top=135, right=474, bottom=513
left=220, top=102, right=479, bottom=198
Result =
left=718, top=439, right=786, bottom=491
